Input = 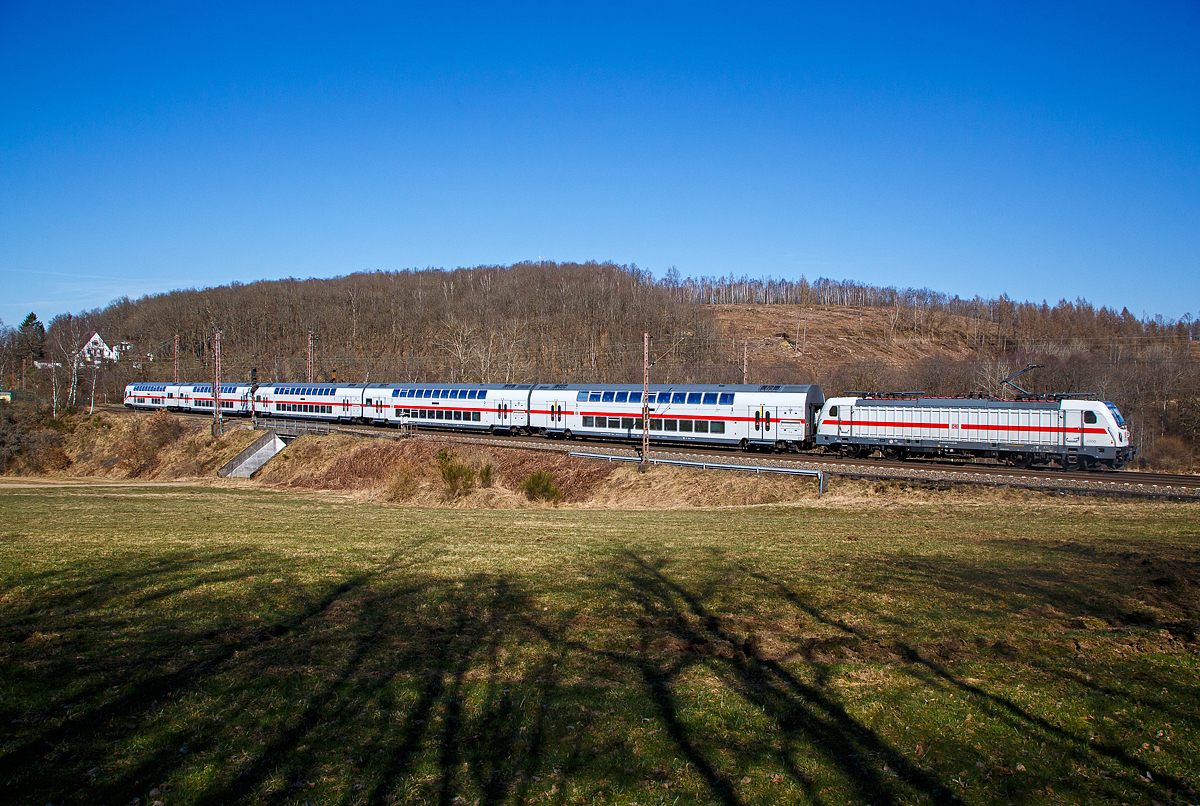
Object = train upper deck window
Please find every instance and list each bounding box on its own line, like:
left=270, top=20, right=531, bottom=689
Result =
left=644, top=393, right=655, bottom=403
left=602, top=391, right=615, bottom=403
left=685, top=393, right=700, bottom=404
left=1084, top=411, right=1097, bottom=424
left=577, top=391, right=589, bottom=402
left=719, top=393, right=735, bottom=405
left=629, top=392, right=642, bottom=403
left=589, top=392, right=602, bottom=402
left=672, top=392, right=687, bottom=404
left=703, top=393, right=718, bottom=405
left=829, top=406, right=838, bottom=417
left=615, top=391, right=628, bottom=403
left=478, top=390, right=487, bottom=399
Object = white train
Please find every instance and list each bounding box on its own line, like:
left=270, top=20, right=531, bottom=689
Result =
left=125, top=379, right=1136, bottom=468
left=815, top=394, right=1134, bottom=469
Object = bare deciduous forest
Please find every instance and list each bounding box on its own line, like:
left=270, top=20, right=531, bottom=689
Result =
left=2, top=261, right=1197, bottom=468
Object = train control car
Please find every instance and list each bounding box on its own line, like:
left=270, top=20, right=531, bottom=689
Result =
left=124, top=382, right=253, bottom=415
left=388, top=383, right=534, bottom=434
left=124, top=382, right=172, bottom=410
left=815, top=394, right=1134, bottom=469
left=527, top=383, right=825, bottom=451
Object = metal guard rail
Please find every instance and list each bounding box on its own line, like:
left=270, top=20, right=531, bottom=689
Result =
left=569, top=452, right=825, bottom=497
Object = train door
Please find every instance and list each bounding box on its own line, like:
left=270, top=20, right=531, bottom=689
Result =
left=750, top=405, right=777, bottom=441
left=837, top=405, right=852, bottom=438
left=1063, top=409, right=1082, bottom=447
left=949, top=408, right=961, bottom=440
left=550, top=400, right=567, bottom=431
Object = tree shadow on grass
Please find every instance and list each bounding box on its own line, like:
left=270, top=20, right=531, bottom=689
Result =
left=2, top=539, right=1197, bottom=805
left=741, top=540, right=1199, bottom=804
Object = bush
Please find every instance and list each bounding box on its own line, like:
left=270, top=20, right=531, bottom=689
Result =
left=146, top=410, right=184, bottom=448
left=385, top=461, right=421, bottom=501
left=436, top=448, right=476, bottom=499
left=1146, top=436, right=1193, bottom=472
left=479, top=462, right=496, bottom=488
left=519, top=469, right=562, bottom=503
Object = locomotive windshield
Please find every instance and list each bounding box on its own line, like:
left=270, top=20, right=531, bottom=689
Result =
left=1104, top=402, right=1126, bottom=427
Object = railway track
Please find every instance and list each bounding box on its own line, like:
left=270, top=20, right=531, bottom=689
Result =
left=146, top=408, right=1200, bottom=500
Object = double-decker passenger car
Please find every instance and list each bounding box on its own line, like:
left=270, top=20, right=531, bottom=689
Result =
left=255, top=383, right=382, bottom=422
left=815, top=394, right=1134, bottom=469
left=525, top=383, right=824, bottom=450
left=386, top=383, right=534, bottom=433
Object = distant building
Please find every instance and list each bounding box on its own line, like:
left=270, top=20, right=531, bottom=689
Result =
left=78, top=333, right=119, bottom=364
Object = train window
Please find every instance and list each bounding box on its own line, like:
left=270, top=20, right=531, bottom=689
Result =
left=672, top=392, right=687, bottom=404
left=453, top=410, right=462, bottom=420
left=679, top=420, right=693, bottom=432
left=615, top=392, right=628, bottom=403
left=606, top=418, right=619, bottom=428
left=435, top=410, right=444, bottom=420
left=629, top=392, right=642, bottom=403
left=472, top=412, right=480, bottom=421
left=1084, top=411, right=1097, bottom=424
left=577, top=391, right=589, bottom=402
left=589, top=392, right=602, bottom=402
left=621, top=417, right=635, bottom=429
left=646, top=393, right=657, bottom=403
left=702, top=393, right=717, bottom=405
left=602, top=391, right=615, bottom=403
left=582, top=416, right=594, bottom=427
left=829, top=405, right=838, bottom=417
left=477, top=390, right=487, bottom=400
left=465, top=390, right=475, bottom=399
left=710, top=421, right=725, bottom=434
left=663, top=419, right=678, bottom=431
left=719, top=393, right=734, bottom=405
left=694, top=420, right=709, bottom=433
left=687, top=393, right=701, bottom=404
left=650, top=418, right=662, bottom=430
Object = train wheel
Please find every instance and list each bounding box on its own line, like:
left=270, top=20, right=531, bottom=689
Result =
left=882, top=446, right=902, bottom=461
left=1012, top=453, right=1033, bottom=470
left=739, top=438, right=749, bottom=451
left=509, top=426, right=520, bottom=436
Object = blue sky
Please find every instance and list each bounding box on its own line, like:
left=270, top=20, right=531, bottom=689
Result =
left=2, top=2, right=1198, bottom=328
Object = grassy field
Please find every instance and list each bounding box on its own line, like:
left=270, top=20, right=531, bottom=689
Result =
left=0, top=482, right=1197, bottom=805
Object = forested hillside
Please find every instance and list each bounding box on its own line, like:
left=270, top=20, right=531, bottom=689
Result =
left=2, top=261, right=1197, bottom=467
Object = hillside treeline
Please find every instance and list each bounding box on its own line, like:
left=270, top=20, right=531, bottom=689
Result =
left=1, top=262, right=1197, bottom=468
left=673, top=271, right=1200, bottom=346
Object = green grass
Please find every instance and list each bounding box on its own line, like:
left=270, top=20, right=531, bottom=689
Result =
left=0, top=484, right=1198, bottom=805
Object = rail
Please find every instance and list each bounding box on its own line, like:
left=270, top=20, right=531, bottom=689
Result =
left=569, top=451, right=826, bottom=497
